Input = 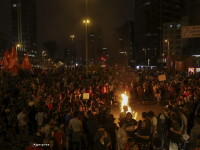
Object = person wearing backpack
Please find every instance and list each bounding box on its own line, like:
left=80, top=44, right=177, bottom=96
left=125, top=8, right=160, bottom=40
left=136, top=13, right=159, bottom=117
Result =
left=157, top=107, right=170, bottom=134
left=169, top=113, right=182, bottom=150
left=156, top=107, right=170, bottom=149
left=147, top=111, right=157, bottom=136
left=190, top=116, right=200, bottom=149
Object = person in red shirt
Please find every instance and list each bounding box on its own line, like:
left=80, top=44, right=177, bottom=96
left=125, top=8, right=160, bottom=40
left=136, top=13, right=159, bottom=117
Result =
left=87, top=86, right=94, bottom=98
left=53, top=124, right=66, bottom=150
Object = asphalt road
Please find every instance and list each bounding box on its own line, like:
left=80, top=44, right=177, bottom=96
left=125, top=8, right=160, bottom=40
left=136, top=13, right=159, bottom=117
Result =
left=0, top=99, right=167, bottom=150
left=111, top=99, right=166, bottom=121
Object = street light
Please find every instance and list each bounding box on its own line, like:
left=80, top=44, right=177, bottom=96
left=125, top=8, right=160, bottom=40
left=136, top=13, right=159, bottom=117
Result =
left=70, top=34, right=75, bottom=40
left=142, top=48, right=148, bottom=65
left=70, top=34, right=75, bottom=64
left=16, top=44, right=21, bottom=53
left=164, top=39, right=170, bottom=56
left=83, top=19, right=90, bottom=75
left=162, top=53, right=165, bottom=63
left=42, top=50, right=47, bottom=63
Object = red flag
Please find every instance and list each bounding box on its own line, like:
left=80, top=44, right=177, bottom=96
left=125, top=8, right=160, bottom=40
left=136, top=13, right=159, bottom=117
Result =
left=21, top=53, right=32, bottom=70
left=2, top=49, right=10, bottom=69
left=9, top=46, right=19, bottom=74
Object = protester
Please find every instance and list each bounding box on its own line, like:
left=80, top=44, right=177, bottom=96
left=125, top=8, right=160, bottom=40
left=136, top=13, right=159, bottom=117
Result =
left=1, top=66, right=200, bottom=150
left=189, top=116, right=200, bottom=149
left=68, top=111, right=83, bottom=150
left=116, top=121, right=127, bottom=150
left=93, top=130, right=108, bottom=150
left=137, top=120, right=151, bottom=150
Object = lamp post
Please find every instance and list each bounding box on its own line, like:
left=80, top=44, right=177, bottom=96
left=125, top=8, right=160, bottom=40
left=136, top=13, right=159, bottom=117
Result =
left=162, top=53, right=165, bottom=65
left=165, top=39, right=170, bottom=69
left=164, top=39, right=170, bottom=56
left=142, top=48, right=147, bottom=65
left=16, top=44, right=21, bottom=53
left=86, top=0, right=88, bottom=16
left=70, top=34, right=75, bottom=64
left=83, top=19, right=90, bottom=75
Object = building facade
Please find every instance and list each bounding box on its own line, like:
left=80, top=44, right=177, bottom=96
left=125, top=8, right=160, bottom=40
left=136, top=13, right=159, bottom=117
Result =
left=88, top=27, right=104, bottom=64
left=187, top=0, right=200, bottom=55
left=163, top=22, right=182, bottom=56
left=0, top=33, right=7, bottom=58
left=11, top=0, right=37, bottom=63
left=115, top=20, right=134, bottom=66
left=134, top=0, right=186, bottom=65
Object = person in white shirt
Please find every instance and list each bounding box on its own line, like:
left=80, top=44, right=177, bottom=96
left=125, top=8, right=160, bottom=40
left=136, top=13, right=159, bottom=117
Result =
left=17, top=109, right=27, bottom=128
left=35, top=108, right=46, bottom=127
left=178, top=108, right=187, bottom=134
left=17, top=109, right=28, bottom=142
left=147, top=111, right=157, bottom=135
left=116, top=122, right=127, bottom=150
left=68, top=111, right=83, bottom=150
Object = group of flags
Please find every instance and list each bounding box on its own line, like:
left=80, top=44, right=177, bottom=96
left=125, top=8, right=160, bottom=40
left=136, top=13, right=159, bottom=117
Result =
left=1, top=47, right=32, bottom=74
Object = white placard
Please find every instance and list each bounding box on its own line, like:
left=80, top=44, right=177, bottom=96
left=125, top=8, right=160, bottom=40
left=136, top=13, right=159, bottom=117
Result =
left=158, top=74, right=166, bottom=81
left=83, top=93, right=90, bottom=100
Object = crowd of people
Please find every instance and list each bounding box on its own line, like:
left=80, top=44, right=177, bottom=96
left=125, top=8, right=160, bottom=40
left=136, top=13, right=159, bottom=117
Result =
left=0, top=67, right=200, bottom=150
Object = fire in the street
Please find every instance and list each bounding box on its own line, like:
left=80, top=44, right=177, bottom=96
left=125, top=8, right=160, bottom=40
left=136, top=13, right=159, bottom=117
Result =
left=121, top=93, right=131, bottom=112
left=121, top=93, right=138, bottom=120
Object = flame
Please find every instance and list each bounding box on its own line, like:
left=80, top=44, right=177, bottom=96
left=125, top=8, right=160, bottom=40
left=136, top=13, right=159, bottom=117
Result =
left=120, top=93, right=137, bottom=120
left=121, top=93, right=131, bottom=112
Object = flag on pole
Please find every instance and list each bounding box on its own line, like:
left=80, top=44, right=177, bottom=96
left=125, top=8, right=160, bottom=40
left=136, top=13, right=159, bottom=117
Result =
left=9, top=46, right=19, bottom=74
left=21, top=53, right=32, bottom=70
left=2, top=49, right=10, bottom=69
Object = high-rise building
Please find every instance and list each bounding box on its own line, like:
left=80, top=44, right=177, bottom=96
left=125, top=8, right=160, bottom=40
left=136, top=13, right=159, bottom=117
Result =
left=0, top=33, right=7, bottom=58
left=134, top=0, right=186, bottom=65
left=115, top=20, right=134, bottom=66
left=162, top=16, right=189, bottom=57
left=11, top=0, right=37, bottom=63
left=187, top=0, right=200, bottom=55
left=88, top=26, right=104, bottom=63
left=163, top=22, right=182, bottom=56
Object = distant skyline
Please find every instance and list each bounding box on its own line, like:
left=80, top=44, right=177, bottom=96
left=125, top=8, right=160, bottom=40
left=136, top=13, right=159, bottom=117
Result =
left=0, top=0, right=134, bottom=58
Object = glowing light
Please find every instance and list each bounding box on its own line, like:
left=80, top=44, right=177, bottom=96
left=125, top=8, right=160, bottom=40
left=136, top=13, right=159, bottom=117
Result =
left=120, top=93, right=137, bottom=120
left=164, top=39, right=168, bottom=43
left=16, top=44, right=21, bottom=47
left=83, top=19, right=90, bottom=24
left=121, top=93, right=131, bottom=112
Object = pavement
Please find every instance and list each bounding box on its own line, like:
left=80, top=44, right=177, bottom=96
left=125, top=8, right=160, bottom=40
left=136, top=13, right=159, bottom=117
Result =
left=0, top=99, right=168, bottom=150
left=111, top=99, right=167, bottom=121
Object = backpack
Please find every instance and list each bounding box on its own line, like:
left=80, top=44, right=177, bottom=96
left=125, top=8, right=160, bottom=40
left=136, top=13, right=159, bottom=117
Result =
left=157, top=113, right=169, bottom=133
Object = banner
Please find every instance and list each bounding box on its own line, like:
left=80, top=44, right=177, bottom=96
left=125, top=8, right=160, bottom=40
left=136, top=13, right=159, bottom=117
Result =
left=2, top=49, right=10, bottom=69
left=181, top=25, right=200, bottom=38
left=158, top=74, right=166, bottom=81
left=22, top=53, right=32, bottom=70
left=9, top=47, right=19, bottom=74
left=83, top=93, right=90, bottom=100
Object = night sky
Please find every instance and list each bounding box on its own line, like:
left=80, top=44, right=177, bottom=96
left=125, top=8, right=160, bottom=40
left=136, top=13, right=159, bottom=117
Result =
left=0, top=0, right=134, bottom=58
